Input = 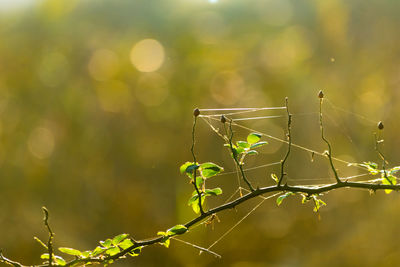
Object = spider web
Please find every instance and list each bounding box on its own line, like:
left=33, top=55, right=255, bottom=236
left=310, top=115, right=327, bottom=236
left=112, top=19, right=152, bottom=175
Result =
left=177, top=97, right=388, bottom=256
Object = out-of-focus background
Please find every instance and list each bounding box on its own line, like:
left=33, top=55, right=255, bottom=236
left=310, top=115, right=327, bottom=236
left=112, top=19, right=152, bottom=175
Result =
left=1, top=0, right=400, bottom=266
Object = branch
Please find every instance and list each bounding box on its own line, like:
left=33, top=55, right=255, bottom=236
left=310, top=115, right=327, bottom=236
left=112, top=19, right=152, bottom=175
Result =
left=318, top=91, right=341, bottom=184
left=278, top=97, right=292, bottom=186
left=191, top=108, right=204, bottom=214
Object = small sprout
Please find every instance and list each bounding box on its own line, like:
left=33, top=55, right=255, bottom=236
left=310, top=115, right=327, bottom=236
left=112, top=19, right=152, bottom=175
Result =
left=193, top=108, right=200, bottom=117
left=220, top=115, right=226, bottom=123
left=378, top=121, right=384, bottom=130
left=318, top=90, right=324, bottom=99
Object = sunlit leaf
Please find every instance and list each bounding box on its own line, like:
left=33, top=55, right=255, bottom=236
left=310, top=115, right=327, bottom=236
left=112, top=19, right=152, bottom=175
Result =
left=389, top=166, right=400, bottom=175
left=59, top=247, right=82, bottom=256
left=271, top=173, right=278, bottom=183
left=54, top=256, right=66, bottom=266
left=128, top=247, right=142, bottom=257
left=119, top=239, right=134, bottom=250
left=40, top=253, right=49, bottom=259
left=105, top=247, right=120, bottom=256
left=167, top=224, right=188, bottom=235
left=382, top=174, right=397, bottom=194
left=246, top=150, right=258, bottom=155
left=276, top=192, right=294, bottom=206
left=247, top=133, right=262, bottom=144
left=250, top=141, right=268, bottom=149
left=237, top=141, right=250, bottom=149
left=92, top=246, right=106, bottom=256
left=100, top=239, right=112, bottom=248
left=112, top=234, right=129, bottom=245
left=204, top=188, right=223, bottom=196
left=360, top=162, right=379, bottom=175
left=200, top=162, right=224, bottom=178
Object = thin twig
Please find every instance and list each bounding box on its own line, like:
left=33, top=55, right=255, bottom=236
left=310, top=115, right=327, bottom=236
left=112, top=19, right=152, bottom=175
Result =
left=319, top=93, right=341, bottom=184
left=225, top=119, right=255, bottom=192
left=42, top=207, right=54, bottom=267
left=191, top=112, right=205, bottom=214
left=278, top=97, right=292, bottom=186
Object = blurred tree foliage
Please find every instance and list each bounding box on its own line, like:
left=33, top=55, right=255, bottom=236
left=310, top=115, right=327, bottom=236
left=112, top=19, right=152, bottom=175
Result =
left=1, top=0, right=400, bottom=266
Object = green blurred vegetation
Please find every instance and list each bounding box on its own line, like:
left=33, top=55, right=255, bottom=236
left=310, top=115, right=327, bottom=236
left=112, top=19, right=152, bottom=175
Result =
left=1, top=0, right=400, bottom=266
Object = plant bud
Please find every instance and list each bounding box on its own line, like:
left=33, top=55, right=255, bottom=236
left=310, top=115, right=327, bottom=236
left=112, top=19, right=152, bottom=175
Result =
left=318, top=90, right=324, bottom=99
left=193, top=108, right=200, bottom=117
left=378, top=121, right=384, bottom=130
left=220, top=115, right=226, bottom=123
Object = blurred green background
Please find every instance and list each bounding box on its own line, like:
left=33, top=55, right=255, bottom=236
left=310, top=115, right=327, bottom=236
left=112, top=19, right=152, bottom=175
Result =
left=1, top=0, right=400, bottom=266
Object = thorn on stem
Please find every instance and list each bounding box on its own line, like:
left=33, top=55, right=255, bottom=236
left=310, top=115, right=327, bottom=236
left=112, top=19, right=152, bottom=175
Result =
left=378, top=121, right=384, bottom=130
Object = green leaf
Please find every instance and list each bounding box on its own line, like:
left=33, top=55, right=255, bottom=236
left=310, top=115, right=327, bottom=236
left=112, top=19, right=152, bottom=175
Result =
left=92, top=246, right=106, bottom=256
left=204, top=188, right=223, bottom=196
left=59, top=247, right=82, bottom=256
left=389, top=166, right=400, bottom=175
left=40, top=253, right=49, bottom=259
left=105, top=247, right=120, bottom=256
left=81, top=251, right=91, bottom=258
left=312, top=195, right=326, bottom=212
left=119, top=239, right=134, bottom=250
left=247, top=133, right=262, bottom=144
left=163, top=239, right=170, bottom=248
left=112, top=234, right=129, bottom=245
left=129, top=247, right=142, bottom=257
left=360, top=162, right=379, bottom=175
left=382, top=174, right=397, bottom=194
left=246, top=150, right=258, bottom=155
left=271, top=173, right=278, bottom=183
left=54, top=256, right=66, bottom=266
left=188, top=192, right=205, bottom=214
left=276, top=192, right=294, bottom=206
left=100, top=239, right=112, bottom=248
left=157, top=232, right=170, bottom=248
left=250, top=141, right=268, bottom=149
left=167, top=224, right=188, bottom=235
left=180, top=162, right=194, bottom=174
left=200, top=162, right=224, bottom=178
left=237, top=141, right=250, bottom=149
left=195, top=176, right=204, bottom=188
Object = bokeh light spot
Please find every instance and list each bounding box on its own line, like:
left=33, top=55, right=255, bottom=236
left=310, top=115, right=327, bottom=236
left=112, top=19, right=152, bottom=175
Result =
left=27, top=127, right=55, bottom=159
left=130, top=39, right=165, bottom=72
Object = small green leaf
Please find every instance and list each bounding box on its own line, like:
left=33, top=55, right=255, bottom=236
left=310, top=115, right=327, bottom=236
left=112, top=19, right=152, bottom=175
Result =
left=59, top=247, right=82, bottom=257
left=195, top=176, right=204, bottom=188
left=163, top=239, right=170, bottom=248
left=204, top=188, right=223, bottom=196
left=119, top=239, right=134, bottom=250
left=389, top=166, right=400, bottom=175
left=167, top=224, right=188, bottom=235
left=313, top=198, right=326, bottom=212
left=54, top=256, right=66, bottom=266
left=100, top=239, right=112, bottom=248
left=112, top=234, right=129, bottom=245
left=276, top=192, right=294, bottom=206
left=188, top=193, right=205, bottom=214
left=180, top=162, right=194, bottom=174
left=92, top=246, right=106, bottom=256
left=237, top=141, right=250, bottom=149
left=360, top=162, right=379, bottom=175
left=40, top=253, right=49, bottom=259
left=271, top=173, right=278, bottom=183
left=247, top=150, right=258, bottom=155
left=105, top=247, right=120, bottom=256
left=200, top=162, right=224, bottom=178
left=250, top=141, right=268, bottom=149
left=81, top=251, right=91, bottom=258
left=247, top=133, right=262, bottom=144
left=382, top=174, right=397, bottom=194
left=129, top=247, right=142, bottom=257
